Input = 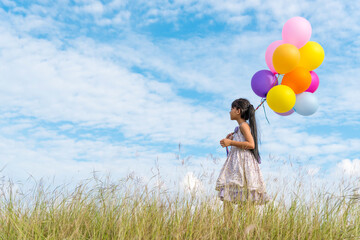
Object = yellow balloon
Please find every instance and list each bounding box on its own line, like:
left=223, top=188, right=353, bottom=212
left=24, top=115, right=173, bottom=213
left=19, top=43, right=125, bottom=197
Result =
left=299, top=41, right=325, bottom=70
left=272, top=44, right=300, bottom=74
left=266, top=85, right=296, bottom=113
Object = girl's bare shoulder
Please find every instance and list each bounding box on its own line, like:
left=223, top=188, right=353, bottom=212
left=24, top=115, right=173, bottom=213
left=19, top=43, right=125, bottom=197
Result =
left=239, top=122, right=251, bottom=135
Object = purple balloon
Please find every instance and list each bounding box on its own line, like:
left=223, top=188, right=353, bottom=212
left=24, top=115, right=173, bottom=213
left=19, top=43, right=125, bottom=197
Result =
left=251, top=70, right=278, bottom=98
left=276, top=108, right=295, bottom=116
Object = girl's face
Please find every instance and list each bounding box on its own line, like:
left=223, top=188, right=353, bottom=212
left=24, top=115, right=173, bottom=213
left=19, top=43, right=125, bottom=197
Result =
left=229, top=107, right=240, bottom=120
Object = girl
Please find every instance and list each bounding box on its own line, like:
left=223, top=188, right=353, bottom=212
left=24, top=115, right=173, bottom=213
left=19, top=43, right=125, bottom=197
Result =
left=215, top=98, right=269, bottom=220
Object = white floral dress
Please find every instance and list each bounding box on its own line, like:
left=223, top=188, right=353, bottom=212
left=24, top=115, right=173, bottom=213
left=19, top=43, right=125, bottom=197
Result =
left=215, top=122, right=269, bottom=204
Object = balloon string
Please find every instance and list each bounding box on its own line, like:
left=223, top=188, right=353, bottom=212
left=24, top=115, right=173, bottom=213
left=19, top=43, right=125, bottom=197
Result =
left=255, top=98, right=266, bottom=111
left=255, top=98, right=270, bottom=124
left=263, top=102, right=270, bottom=124
left=275, top=73, right=283, bottom=85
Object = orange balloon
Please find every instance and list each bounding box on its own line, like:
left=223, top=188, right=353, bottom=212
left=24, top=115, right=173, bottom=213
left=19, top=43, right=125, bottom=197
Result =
left=281, top=67, right=312, bottom=94
left=272, top=44, right=300, bottom=74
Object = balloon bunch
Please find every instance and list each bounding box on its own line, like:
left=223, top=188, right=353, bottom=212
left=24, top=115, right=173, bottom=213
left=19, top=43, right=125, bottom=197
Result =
left=251, top=17, right=324, bottom=116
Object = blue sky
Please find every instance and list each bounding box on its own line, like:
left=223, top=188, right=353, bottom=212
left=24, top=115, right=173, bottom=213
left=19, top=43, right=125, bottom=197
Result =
left=0, top=0, right=359, bottom=196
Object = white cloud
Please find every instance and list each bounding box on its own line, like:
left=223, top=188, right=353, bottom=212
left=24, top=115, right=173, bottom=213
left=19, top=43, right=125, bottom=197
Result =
left=1, top=0, right=16, bottom=7
left=0, top=25, right=233, bottom=146
left=108, top=0, right=128, bottom=9
left=181, top=171, right=204, bottom=194
left=112, top=11, right=131, bottom=25
left=307, top=166, right=320, bottom=176
left=0, top=123, right=181, bottom=186
left=337, top=159, right=360, bottom=176
left=261, top=124, right=360, bottom=164
left=83, top=1, right=104, bottom=15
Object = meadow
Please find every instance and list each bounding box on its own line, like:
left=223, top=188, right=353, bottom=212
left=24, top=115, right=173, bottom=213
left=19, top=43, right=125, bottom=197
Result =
left=0, top=159, right=359, bottom=239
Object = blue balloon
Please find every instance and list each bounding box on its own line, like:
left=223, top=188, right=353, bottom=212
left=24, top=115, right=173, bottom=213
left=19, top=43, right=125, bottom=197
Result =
left=294, top=92, right=318, bottom=116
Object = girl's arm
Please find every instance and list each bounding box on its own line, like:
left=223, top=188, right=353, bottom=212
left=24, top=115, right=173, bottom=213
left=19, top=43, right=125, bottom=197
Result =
left=231, top=123, right=255, bottom=149
left=220, top=123, right=255, bottom=149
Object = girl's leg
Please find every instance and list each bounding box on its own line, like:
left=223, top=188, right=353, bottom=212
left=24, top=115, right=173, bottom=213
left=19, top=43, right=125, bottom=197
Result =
left=238, top=200, right=257, bottom=224
left=237, top=201, right=247, bottom=222
left=223, top=201, right=233, bottom=226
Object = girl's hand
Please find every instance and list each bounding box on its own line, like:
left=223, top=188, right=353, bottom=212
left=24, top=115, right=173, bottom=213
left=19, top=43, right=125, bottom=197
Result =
left=220, top=138, right=232, bottom=147
left=226, top=133, right=233, bottom=140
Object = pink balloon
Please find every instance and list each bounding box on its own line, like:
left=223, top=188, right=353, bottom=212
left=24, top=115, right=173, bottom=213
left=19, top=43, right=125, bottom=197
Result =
left=276, top=109, right=295, bottom=116
left=265, top=40, right=284, bottom=73
left=282, top=17, right=312, bottom=49
left=306, top=71, right=319, bottom=93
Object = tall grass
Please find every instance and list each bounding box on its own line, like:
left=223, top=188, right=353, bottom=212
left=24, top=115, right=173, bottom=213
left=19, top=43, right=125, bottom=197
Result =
left=0, top=171, right=359, bottom=239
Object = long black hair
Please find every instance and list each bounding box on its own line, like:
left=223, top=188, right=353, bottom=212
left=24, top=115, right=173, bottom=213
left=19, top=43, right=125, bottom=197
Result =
left=231, top=98, right=261, bottom=163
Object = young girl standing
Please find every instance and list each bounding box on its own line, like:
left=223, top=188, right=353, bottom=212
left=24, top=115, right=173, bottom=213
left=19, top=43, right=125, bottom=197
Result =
left=215, top=98, right=269, bottom=220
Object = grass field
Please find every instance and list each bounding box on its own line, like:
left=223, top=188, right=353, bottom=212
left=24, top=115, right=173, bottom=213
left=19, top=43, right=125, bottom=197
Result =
left=0, top=170, right=359, bottom=240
